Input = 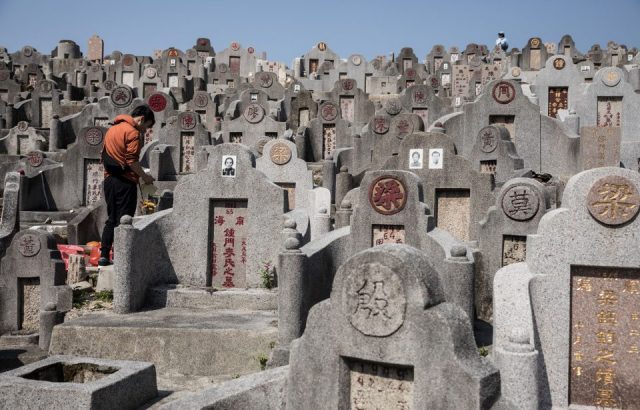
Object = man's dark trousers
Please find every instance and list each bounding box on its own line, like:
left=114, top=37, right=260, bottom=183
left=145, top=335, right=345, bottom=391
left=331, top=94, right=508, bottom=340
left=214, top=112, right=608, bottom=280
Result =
left=100, top=175, right=137, bottom=259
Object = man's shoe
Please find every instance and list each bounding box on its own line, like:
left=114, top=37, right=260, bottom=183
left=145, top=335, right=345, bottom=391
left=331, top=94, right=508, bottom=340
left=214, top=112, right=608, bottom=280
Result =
left=98, top=257, right=112, bottom=266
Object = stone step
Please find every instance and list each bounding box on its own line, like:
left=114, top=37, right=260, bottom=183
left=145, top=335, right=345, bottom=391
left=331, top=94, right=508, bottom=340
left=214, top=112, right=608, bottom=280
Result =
left=147, top=285, right=278, bottom=311
left=49, top=307, right=278, bottom=378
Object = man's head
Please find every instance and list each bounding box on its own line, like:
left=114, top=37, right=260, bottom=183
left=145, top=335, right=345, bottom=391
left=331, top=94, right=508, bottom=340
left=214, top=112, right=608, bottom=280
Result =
left=498, top=32, right=505, bottom=38
left=431, top=150, right=441, bottom=162
left=224, top=157, right=234, bottom=168
left=130, top=105, right=155, bottom=132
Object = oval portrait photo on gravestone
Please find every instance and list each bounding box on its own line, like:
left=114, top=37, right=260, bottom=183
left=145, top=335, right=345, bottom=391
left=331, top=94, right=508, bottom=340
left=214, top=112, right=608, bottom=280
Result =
left=221, top=155, right=236, bottom=177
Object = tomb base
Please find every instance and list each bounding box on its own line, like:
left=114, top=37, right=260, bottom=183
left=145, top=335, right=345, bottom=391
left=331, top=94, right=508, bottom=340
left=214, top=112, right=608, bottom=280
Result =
left=146, top=285, right=277, bottom=311
left=49, top=307, right=278, bottom=378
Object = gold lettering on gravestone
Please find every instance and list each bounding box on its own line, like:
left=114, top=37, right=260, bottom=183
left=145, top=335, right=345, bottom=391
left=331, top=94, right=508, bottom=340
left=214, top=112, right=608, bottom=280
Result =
left=548, top=87, right=568, bottom=118
left=210, top=200, right=248, bottom=288
left=570, top=266, right=640, bottom=408
left=502, top=235, right=526, bottom=266
left=84, top=159, right=104, bottom=206
left=347, top=359, right=413, bottom=410
left=372, top=225, right=405, bottom=246
left=436, top=190, right=471, bottom=241
left=587, top=176, right=640, bottom=225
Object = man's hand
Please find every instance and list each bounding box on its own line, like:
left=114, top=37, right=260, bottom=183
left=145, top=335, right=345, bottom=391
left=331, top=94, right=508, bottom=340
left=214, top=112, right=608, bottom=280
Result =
left=142, top=173, right=155, bottom=185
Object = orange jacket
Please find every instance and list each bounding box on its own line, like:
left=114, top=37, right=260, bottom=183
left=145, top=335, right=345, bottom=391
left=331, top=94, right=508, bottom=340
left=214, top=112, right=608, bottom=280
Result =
left=103, top=115, right=141, bottom=183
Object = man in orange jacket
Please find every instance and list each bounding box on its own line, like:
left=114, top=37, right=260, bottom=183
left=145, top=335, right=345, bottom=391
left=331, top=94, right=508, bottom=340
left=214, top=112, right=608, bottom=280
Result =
left=99, top=105, right=155, bottom=266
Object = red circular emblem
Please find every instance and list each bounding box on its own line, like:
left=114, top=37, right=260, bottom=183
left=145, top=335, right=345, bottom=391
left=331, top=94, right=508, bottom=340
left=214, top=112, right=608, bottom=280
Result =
left=368, top=176, right=407, bottom=215
left=148, top=93, right=167, bottom=112
left=26, top=151, right=44, bottom=167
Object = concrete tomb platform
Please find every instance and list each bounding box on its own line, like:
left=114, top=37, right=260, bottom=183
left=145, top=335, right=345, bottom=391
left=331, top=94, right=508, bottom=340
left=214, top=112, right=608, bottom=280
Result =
left=49, top=307, right=278, bottom=379
left=146, top=285, right=277, bottom=311
left=0, top=355, right=157, bottom=410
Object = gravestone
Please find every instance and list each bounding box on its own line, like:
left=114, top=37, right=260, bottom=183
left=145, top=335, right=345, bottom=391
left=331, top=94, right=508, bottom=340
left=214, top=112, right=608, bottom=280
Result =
left=534, top=55, right=584, bottom=118
left=521, top=37, right=548, bottom=71
left=326, top=79, right=375, bottom=128
left=442, top=79, right=580, bottom=178
left=469, top=125, right=524, bottom=185
left=400, top=84, right=451, bottom=129
left=580, top=126, right=621, bottom=170
left=87, top=34, right=103, bottom=63
left=286, top=245, right=500, bottom=409
left=494, top=167, right=640, bottom=408
left=572, top=66, right=640, bottom=168
left=380, top=130, right=495, bottom=243
left=476, top=178, right=549, bottom=321
left=112, top=144, right=286, bottom=312
left=256, top=139, right=313, bottom=211
left=0, top=230, right=70, bottom=336
left=304, top=101, right=351, bottom=162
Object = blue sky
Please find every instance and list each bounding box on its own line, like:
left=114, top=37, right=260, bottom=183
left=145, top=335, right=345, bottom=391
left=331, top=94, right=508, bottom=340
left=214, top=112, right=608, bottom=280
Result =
left=0, top=0, right=638, bottom=64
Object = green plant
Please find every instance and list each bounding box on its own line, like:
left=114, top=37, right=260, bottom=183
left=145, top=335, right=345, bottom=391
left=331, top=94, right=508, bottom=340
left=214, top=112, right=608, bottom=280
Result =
left=256, top=353, right=269, bottom=370
left=94, top=290, right=113, bottom=302
left=259, top=261, right=276, bottom=289
left=478, top=346, right=489, bottom=357
left=268, top=341, right=276, bottom=349
left=72, top=289, right=91, bottom=309
left=232, top=374, right=240, bottom=379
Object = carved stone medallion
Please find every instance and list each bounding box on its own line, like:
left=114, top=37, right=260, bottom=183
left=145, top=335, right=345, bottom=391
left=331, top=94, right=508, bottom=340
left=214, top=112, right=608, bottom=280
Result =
left=587, top=175, right=640, bottom=225
left=478, top=125, right=499, bottom=153
left=243, top=104, right=264, bottom=124
left=26, top=151, right=44, bottom=167
left=501, top=185, right=539, bottom=221
left=270, top=142, right=292, bottom=165
left=369, top=176, right=407, bottom=215
left=84, top=127, right=104, bottom=146
left=320, top=102, right=338, bottom=122
left=344, top=263, right=407, bottom=336
left=148, top=93, right=167, bottom=112
left=492, top=81, right=516, bottom=104
left=18, top=233, right=41, bottom=257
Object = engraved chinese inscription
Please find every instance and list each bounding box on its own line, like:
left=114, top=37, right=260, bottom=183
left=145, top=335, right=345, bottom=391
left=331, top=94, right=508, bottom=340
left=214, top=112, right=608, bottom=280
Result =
left=570, top=266, right=640, bottom=409
left=210, top=200, right=248, bottom=288
left=18, top=233, right=41, bottom=257
left=84, top=159, right=104, bottom=206
left=180, top=133, right=195, bottom=173
left=501, top=185, right=539, bottom=221
left=270, top=142, right=292, bottom=165
left=502, top=235, right=527, bottom=266
left=347, top=359, right=414, bottom=410
left=368, top=176, right=407, bottom=215
left=372, top=225, right=405, bottom=246
left=587, top=175, right=640, bottom=225
left=344, top=263, right=407, bottom=336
